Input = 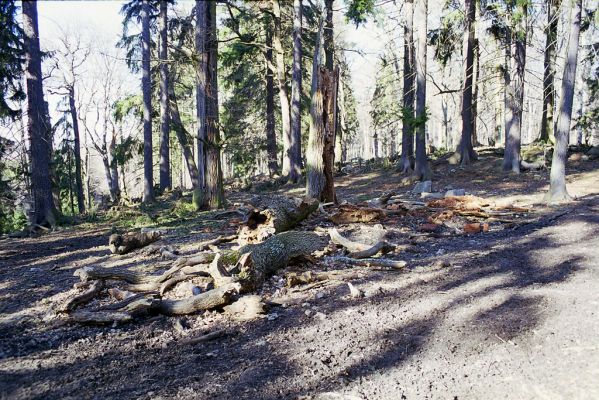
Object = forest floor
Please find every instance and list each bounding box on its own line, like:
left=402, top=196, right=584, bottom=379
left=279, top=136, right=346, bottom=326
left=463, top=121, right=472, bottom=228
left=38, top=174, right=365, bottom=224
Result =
left=1, top=151, right=599, bottom=399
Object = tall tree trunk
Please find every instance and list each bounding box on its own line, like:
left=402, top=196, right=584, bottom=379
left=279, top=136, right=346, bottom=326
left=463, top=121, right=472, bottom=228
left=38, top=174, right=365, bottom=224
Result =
left=272, top=0, right=292, bottom=178
left=456, top=0, right=478, bottom=165
left=413, top=0, right=431, bottom=181
left=159, top=0, right=171, bottom=191
left=108, top=128, right=120, bottom=202
left=203, top=0, right=224, bottom=209
left=169, top=84, right=200, bottom=189
left=472, top=37, right=480, bottom=146
left=324, top=0, right=334, bottom=71
left=67, top=145, right=74, bottom=215
left=195, top=0, right=207, bottom=190
left=68, top=87, right=85, bottom=213
left=141, top=0, right=154, bottom=202
left=503, top=4, right=527, bottom=173
left=539, top=0, right=560, bottom=143
left=399, top=0, right=415, bottom=174
left=23, top=0, right=56, bottom=227
left=289, top=0, right=303, bottom=183
left=547, top=0, right=581, bottom=203
left=264, top=19, right=278, bottom=177
left=335, top=76, right=346, bottom=169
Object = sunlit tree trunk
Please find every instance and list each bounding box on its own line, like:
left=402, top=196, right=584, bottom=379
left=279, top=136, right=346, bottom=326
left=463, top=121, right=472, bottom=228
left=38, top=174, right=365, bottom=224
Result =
left=23, top=0, right=57, bottom=226
left=413, top=0, right=431, bottom=181
left=195, top=0, right=207, bottom=189
left=289, top=0, right=303, bottom=183
left=503, top=3, right=527, bottom=173
left=141, top=0, right=154, bottom=202
left=547, top=0, right=581, bottom=203
left=399, top=0, right=414, bottom=173
left=68, top=86, right=85, bottom=213
left=539, top=0, right=560, bottom=143
left=159, top=0, right=171, bottom=191
left=264, top=19, right=278, bottom=177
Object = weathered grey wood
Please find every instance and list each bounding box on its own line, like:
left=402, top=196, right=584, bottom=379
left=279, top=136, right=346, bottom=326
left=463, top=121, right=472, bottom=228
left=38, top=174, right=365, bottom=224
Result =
left=326, top=256, right=407, bottom=270
left=158, top=283, right=240, bottom=315
left=61, top=280, right=104, bottom=312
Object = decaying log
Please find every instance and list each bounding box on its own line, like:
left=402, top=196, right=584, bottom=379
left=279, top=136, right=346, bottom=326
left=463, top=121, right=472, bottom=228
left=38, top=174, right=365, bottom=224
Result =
left=93, top=293, right=146, bottom=312
left=329, top=204, right=386, bottom=224
left=172, top=253, right=215, bottom=269
left=328, top=228, right=371, bottom=252
left=326, top=256, right=407, bottom=270
left=69, top=310, right=132, bottom=324
left=237, top=195, right=319, bottom=245
left=108, top=231, right=161, bottom=255
left=208, top=254, right=235, bottom=287
left=158, top=283, right=241, bottom=315
left=349, top=241, right=395, bottom=259
left=197, top=234, right=237, bottom=251
left=426, top=195, right=490, bottom=211
left=285, top=269, right=362, bottom=287
left=60, top=280, right=104, bottom=312
left=75, top=266, right=156, bottom=285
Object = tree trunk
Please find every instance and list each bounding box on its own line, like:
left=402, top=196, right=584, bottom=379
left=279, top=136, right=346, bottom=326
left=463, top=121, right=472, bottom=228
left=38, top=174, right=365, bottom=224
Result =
left=399, top=0, right=415, bottom=174
left=306, top=67, right=338, bottom=202
left=456, top=0, right=478, bottom=165
left=503, top=4, right=527, bottom=173
left=335, top=76, right=346, bottom=169
left=68, top=86, right=85, bottom=213
left=203, top=0, right=224, bottom=209
left=195, top=0, right=207, bottom=190
left=472, top=37, right=480, bottom=146
left=23, top=0, right=56, bottom=227
left=141, top=0, right=154, bottom=202
left=272, top=0, right=292, bottom=178
left=289, top=0, right=303, bottom=183
left=169, top=85, right=201, bottom=189
left=547, top=0, right=581, bottom=203
left=539, top=0, right=560, bottom=144
left=159, top=0, right=171, bottom=191
left=413, top=0, right=431, bottom=181
left=264, top=19, right=278, bottom=177
left=108, top=129, right=120, bottom=202
left=324, top=0, right=334, bottom=71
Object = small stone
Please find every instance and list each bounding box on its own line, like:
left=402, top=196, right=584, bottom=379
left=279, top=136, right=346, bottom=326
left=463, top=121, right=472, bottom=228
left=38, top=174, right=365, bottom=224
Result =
left=421, top=192, right=444, bottom=200
left=315, top=292, right=325, bottom=300
left=305, top=310, right=312, bottom=316
left=314, top=312, right=327, bottom=321
left=347, top=282, right=364, bottom=298
left=413, top=180, right=432, bottom=194
left=191, top=286, right=202, bottom=295
left=445, top=189, right=466, bottom=197
left=302, top=302, right=311, bottom=308
left=266, top=312, right=279, bottom=321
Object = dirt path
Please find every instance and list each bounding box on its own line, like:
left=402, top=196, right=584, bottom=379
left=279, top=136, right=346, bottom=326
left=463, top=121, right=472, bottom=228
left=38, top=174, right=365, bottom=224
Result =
left=1, top=161, right=598, bottom=400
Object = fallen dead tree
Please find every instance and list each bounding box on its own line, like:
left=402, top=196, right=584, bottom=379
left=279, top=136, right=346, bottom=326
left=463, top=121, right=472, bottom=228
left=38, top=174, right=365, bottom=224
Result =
left=60, top=231, right=328, bottom=323
left=237, top=195, right=319, bottom=245
left=329, top=204, right=387, bottom=224
left=328, top=228, right=395, bottom=258
left=108, top=230, right=162, bottom=255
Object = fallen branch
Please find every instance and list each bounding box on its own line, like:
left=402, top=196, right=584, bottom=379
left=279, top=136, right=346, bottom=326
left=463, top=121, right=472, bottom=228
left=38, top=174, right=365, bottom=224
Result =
left=328, top=228, right=371, bottom=252
left=60, top=280, right=104, bottom=312
left=157, top=283, right=241, bottom=315
left=326, top=256, right=407, bottom=270
left=180, top=329, right=227, bottom=345
left=329, top=204, right=386, bottom=224
left=348, top=241, right=395, bottom=259
left=108, top=231, right=161, bottom=255
left=197, top=234, right=237, bottom=251
left=69, top=310, right=132, bottom=324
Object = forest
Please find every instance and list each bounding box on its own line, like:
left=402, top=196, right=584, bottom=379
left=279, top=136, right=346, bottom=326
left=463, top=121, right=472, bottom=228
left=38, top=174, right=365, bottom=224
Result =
left=0, top=0, right=598, bottom=399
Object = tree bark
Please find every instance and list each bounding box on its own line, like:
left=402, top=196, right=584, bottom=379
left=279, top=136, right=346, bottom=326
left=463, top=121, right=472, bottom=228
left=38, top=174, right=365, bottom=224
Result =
left=502, top=4, right=527, bottom=173
left=539, top=0, right=560, bottom=144
left=264, top=19, right=278, bottom=177
left=203, top=0, right=224, bottom=209
left=159, top=0, right=171, bottom=191
left=547, top=0, right=581, bottom=203
left=195, top=0, right=207, bottom=190
left=289, top=0, right=303, bottom=183
left=108, top=128, right=120, bottom=201
left=23, top=0, right=56, bottom=227
left=324, top=0, right=334, bottom=71
left=272, top=0, right=292, bottom=178
left=399, top=0, right=415, bottom=174
left=413, top=0, right=431, bottom=181
left=141, top=0, right=154, bottom=202
left=456, top=0, right=478, bottom=165
left=68, top=86, right=85, bottom=213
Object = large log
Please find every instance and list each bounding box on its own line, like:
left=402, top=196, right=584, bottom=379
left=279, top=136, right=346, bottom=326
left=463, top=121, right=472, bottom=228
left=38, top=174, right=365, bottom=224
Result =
left=237, top=195, right=319, bottom=245
left=329, top=204, right=386, bottom=224
left=109, top=231, right=161, bottom=255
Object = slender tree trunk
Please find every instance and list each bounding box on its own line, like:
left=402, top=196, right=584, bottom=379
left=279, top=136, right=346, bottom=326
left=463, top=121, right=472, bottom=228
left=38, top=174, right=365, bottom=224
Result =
left=539, top=0, right=560, bottom=143
left=306, top=67, right=327, bottom=200
left=547, top=0, right=581, bottom=203
left=399, top=0, right=415, bottom=174
left=264, top=19, right=278, bottom=177
left=159, top=0, right=171, bottom=191
left=456, top=0, right=477, bottom=165
left=141, top=0, right=154, bottom=202
left=169, top=84, right=200, bottom=189
left=108, top=129, right=120, bottom=202
left=203, top=0, right=224, bottom=209
left=413, top=0, right=431, bottom=181
left=503, top=4, right=527, bottom=173
left=324, top=0, right=334, bottom=71
left=335, top=76, right=346, bottom=169
left=195, top=0, right=207, bottom=190
left=272, top=0, right=292, bottom=178
left=472, top=37, right=480, bottom=146
left=289, top=0, right=303, bottom=183
left=66, top=144, right=74, bottom=215
left=23, top=0, right=56, bottom=226
left=68, top=86, right=85, bottom=213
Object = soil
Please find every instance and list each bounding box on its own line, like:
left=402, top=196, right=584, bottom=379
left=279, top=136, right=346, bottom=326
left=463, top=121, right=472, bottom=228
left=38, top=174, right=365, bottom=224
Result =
left=1, top=154, right=598, bottom=400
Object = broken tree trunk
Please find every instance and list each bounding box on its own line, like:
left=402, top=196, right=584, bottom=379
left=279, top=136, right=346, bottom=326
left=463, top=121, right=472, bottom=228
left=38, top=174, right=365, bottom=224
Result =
left=108, top=231, right=161, bottom=255
left=237, top=195, right=319, bottom=245
left=329, top=204, right=386, bottom=224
